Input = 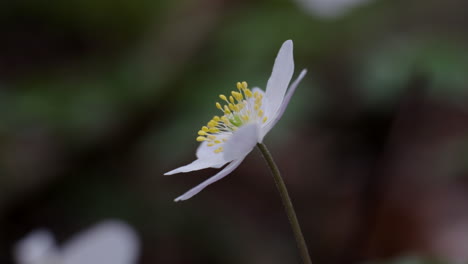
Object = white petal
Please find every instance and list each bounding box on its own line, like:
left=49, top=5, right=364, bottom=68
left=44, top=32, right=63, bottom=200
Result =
left=261, top=69, right=307, bottom=139
left=251, top=87, right=264, bottom=93
left=196, top=139, right=228, bottom=160
left=223, top=123, right=260, bottom=161
left=174, top=158, right=244, bottom=201
left=164, top=158, right=227, bottom=175
left=265, top=40, right=295, bottom=121
left=164, top=141, right=230, bottom=175
left=14, top=229, right=59, bottom=264
left=62, top=220, right=139, bottom=264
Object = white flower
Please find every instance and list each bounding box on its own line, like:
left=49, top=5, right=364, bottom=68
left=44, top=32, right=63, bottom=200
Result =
left=14, top=220, right=139, bottom=264
left=165, top=40, right=307, bottom=202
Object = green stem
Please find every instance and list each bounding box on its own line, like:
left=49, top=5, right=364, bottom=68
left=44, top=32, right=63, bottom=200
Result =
left=257, top=143, right=312, bottom=264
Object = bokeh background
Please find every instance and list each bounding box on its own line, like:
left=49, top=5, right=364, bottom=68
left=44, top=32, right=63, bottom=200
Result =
left=2, top=0, right=468, bottom=263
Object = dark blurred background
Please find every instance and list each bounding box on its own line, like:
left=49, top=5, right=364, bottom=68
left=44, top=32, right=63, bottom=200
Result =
left=1, top=0, right=468, bottom=263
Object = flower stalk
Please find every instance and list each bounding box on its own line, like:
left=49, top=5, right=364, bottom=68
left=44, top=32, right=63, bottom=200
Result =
left=257, top=142, right=312, bottom=264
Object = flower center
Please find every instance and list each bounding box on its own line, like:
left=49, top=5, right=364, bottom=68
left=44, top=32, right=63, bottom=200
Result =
left=196, top=81, right=268, bottom=153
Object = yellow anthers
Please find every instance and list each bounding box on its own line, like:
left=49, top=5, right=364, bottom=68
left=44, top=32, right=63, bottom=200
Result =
left=231, top=91, right=242, bottom=101
left=244, top=89, right=253, bottom=98
left=241, top=81, right=248, bottom=89
left=219, top=94, right=227, bottom=101
left=208, top=120, right=217, bottom=128
left=214, top=147, right=223, bottom=153
left=196, top=79, right=270, bottom=145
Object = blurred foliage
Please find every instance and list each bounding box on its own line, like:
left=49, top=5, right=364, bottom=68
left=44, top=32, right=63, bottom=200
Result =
left=1, top=0, right=468, bottom=263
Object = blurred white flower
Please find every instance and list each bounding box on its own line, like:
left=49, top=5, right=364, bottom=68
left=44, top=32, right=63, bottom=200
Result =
left=294, top=0, right=372, bottom=18
left=14, top=220, right=139, bottom=264
left=165, top=40, right=307, bottom=201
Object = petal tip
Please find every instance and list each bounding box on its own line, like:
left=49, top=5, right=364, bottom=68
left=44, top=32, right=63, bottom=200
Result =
left=299, top=68, right=307, bottom=77
left=174, top=196, right=185, bottom=202
left=281, top=39, right=293, bottom=50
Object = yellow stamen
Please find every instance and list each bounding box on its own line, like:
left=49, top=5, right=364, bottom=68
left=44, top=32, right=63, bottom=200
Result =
left=198, top=130, right=207, bottom=136
left=202, top=126, right=209, bottom=132
left=196, top=136, right=206, bottom=142
left=242, top=81, right=248, bottom=89
left=216, top=102, right=223, bottom=110
left=245, top=89, right=253, bottom=98
left=236, top=82, right=242, bottom=90
left=214, top=147, right=223, bottom=153
left=258, top=109, right=264, bottom=117
left=232, top=91, right=243, bottom=101
left=208, top=120, right=217, bottom=127
left=219, top=94, right=227, bottom=101
left=224, top=105, right=231, bottom=114
left=263, top=116, right=268, bottom=123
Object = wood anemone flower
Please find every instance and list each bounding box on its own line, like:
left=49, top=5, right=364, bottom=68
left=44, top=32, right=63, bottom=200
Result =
left=165, top=40, right=307, bottom=202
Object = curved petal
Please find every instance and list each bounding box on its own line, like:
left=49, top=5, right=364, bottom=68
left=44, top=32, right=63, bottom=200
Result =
left=196, top=139, right=228, bottom=160
left=261, top=69, right=307, bottom=140
left=223, top=123, right=260, bottom=161
left=62, top=220, right=139, bottom=264
left=265, top=40, right=295, bottom=120
left=251, top=87, right=264, bottom=94
left=164, top=158, right=227, bottom=175
left=174, top=158, right=244, bottom=201
left=165, top=141, right=230, bottom=175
